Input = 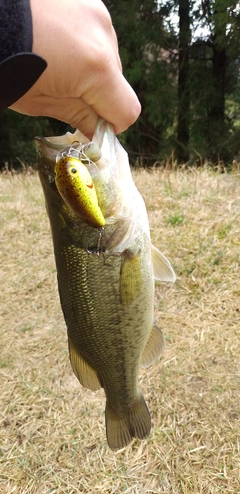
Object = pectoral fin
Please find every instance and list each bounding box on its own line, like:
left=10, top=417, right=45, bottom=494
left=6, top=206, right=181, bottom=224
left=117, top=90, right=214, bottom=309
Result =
left=152, top=244, right=176, bottom=282
left=141, top=323, right=166, bottom=368
left=68, top=337, right=101, bottom=391
left=120, top=251, right=142, bottom=306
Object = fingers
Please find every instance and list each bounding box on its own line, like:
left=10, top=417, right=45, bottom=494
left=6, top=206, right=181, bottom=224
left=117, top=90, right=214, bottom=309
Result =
left=70, top=41, right=141, bottom=134
left=82, top=75, right=141, bottom=135
left=64, top=79, right=141, bottom=137
left=10, top=93, right=98, bottom=139
left=38, top=98, right=100, bottom=139
left=10, top=87, right=140, bottom=139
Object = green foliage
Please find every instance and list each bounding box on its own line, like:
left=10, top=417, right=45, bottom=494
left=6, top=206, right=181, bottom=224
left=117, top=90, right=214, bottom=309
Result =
left=0, top=110, right=71, bottom=170
left=189, top=1, right=240, bottom=163
left=104, top=0, right=177, bottom=164
left=0, top=1, right=239, bottom=168
left=105, top=0, right=240, bottom=166
left=167, top=212, right=185, bottom=225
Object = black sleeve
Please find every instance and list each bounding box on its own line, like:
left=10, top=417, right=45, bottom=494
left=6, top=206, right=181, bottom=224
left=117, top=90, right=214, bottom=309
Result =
left=0, top=0, right=47, bottom=110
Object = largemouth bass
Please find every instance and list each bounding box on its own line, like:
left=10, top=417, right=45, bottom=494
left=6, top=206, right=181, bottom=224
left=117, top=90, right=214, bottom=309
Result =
left=36, top=120, right=175, bottom=450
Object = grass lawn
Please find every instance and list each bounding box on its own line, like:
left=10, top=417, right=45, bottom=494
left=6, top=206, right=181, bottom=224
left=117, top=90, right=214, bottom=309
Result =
left=0, top=166, right=239, bottom=493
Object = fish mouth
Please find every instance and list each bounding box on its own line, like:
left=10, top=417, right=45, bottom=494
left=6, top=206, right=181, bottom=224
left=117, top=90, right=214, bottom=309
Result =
left=35, top=129, right=89, bottom=149
left=35, top=120, right=107, bottom=161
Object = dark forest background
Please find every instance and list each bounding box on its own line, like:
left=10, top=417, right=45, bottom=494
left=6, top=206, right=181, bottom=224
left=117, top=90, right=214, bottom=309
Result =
left=1, top=0, right=240, bottom=169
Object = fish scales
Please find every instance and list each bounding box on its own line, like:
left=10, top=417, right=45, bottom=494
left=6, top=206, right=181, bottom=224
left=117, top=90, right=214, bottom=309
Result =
left=36, top=120, right=176, bottom=450
left=54, top=232, right=154, bottom=410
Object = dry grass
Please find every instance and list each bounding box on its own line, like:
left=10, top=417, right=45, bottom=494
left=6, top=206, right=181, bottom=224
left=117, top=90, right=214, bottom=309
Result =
left=0, top=167, right=239, bottom=494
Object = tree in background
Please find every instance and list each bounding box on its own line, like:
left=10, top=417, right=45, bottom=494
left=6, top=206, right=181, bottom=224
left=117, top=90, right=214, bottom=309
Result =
left=190, top=0, right=240, bottom=163
left=104, top=0, right=177, bottom=165
left=0, top=110, right=71, bottom=170
left=0, top=1, right=239, bottom=168
left=208, top=0, right=228, bottom=159
left=177, top=0, right=191, bottom=163
left=105, top=0, right=240, bottom=165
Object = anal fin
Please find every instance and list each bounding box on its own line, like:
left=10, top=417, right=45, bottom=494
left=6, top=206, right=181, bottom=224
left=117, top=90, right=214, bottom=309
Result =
left=141, top=323, right=166, bottom=368
left=68, top=337, right=101, bottom=391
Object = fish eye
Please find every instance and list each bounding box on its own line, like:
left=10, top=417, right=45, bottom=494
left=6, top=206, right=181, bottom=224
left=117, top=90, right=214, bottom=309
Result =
left=71, top=168, right=77, bottom=174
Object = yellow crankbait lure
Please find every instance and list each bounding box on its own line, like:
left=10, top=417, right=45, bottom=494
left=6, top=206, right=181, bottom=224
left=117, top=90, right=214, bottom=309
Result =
left=54, top=156, right=105, bottom=228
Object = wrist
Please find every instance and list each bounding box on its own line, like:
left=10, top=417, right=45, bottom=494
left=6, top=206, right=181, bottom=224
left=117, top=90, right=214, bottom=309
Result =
left=0, top=0, right=47, bottom=110
left=0, top=0, right=32, bottom=61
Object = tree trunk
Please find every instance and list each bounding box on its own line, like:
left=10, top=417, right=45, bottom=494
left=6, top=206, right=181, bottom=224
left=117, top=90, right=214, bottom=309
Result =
left=177, top=0, right=191, bottom=163
left=207, top=2, right=227, bottom=162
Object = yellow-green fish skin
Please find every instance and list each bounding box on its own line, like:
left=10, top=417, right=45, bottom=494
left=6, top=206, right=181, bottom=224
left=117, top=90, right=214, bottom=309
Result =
left=58, top=237, right=153, bottom=448
left=36, top=122, right=175, bottom=450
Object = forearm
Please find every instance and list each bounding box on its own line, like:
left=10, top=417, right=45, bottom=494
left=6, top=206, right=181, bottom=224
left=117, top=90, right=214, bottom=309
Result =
left=0, top=0, right=32, bottom=60
left=0, top=0, right=47, bottom=110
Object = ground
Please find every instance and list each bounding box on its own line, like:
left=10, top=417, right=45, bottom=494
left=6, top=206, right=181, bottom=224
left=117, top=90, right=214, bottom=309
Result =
left=0, top=166, right=239, bottom=493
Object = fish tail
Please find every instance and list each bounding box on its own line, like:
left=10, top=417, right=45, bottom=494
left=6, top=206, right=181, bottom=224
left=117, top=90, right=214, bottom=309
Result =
left=105, top=394, right=151, bottom=450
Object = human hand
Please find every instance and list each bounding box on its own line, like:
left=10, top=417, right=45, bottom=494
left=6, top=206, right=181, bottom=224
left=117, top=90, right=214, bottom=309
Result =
left=10, top=0, right=141, bottom=138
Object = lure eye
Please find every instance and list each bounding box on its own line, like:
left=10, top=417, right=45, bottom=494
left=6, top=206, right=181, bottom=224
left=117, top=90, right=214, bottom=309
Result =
left=71, top=168, right=77, bottom=174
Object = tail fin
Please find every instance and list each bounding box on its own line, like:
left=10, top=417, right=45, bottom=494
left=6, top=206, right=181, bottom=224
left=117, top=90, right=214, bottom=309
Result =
left=105, top=394, right=151, bottom=450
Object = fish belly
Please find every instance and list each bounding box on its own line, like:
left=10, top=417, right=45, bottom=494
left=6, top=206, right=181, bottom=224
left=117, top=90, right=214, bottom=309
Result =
left=53, top=225, right=154, bottom=449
